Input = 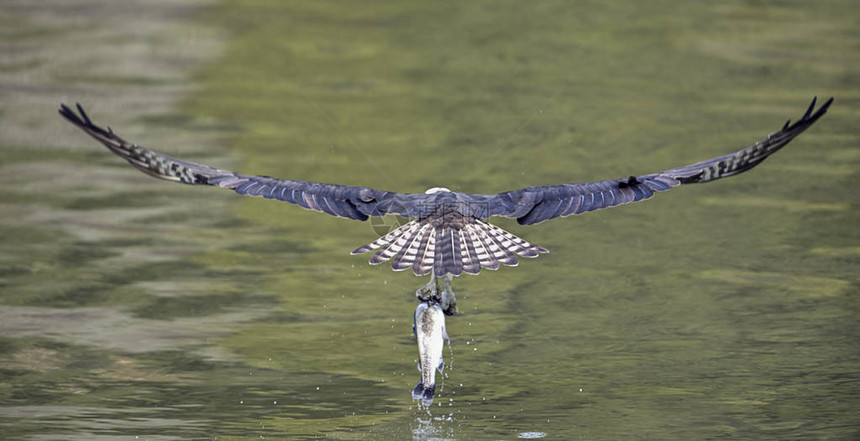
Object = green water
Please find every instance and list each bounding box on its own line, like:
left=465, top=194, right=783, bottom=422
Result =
left=1, top=1, right=858, bottom=439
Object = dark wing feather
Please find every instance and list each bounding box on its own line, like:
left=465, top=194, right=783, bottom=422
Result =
left=59, top=103, right=415, bottom=221
left=484, top=97, right=833, bottom=225
left=60, top=98, right=833, bottom=277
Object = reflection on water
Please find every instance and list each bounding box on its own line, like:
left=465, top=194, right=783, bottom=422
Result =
left=2, top=0, right=859, bottom=440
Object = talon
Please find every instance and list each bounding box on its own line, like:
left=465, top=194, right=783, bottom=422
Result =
left=415, top=271, right=458, bottom=315
left=415, top=285, right=432, bottom=302
left=440, top=273, right=458, bottom=315
left=440, top=291, right=457, bottom=316
left=415, top=272, right=437, bottom=302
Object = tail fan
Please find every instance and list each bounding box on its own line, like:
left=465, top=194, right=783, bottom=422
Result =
left=352, top=219, right=548, bottom=276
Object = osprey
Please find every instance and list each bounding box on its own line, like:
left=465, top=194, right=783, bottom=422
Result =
left=59, top=97, right=832, bottom=313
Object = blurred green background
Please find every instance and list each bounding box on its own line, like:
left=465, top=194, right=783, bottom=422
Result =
left=1, top=1, right=858, bottom=439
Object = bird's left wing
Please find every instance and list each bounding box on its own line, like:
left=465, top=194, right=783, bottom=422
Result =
left=59, top=104, right=421, bottom=221
left=482, top=96, right=833, bottom=225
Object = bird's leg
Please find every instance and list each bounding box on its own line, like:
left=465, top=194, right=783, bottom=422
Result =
left=415, top=271, right=457, bottom=315
left=415, top=272, right=437, bottom=302
left=439, top=273, right=458, bottom=316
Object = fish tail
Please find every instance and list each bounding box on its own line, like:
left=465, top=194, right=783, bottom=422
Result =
left=412, top=381, right=436, bottom=406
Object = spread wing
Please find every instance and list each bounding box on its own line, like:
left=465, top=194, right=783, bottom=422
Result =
left=58, top=103, right=433, bottom=220
left=60, top=98, right=833, bottom=277
left=482, top=97, right=833, bottom=225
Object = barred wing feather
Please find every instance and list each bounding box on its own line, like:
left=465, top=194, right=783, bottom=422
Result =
left=486, top=96, right=833, bottom=225
left=58, top=103, right=408, bottom=221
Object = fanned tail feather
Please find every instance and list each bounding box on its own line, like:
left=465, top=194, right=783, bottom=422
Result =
left=352, top=219, right=548, bottom=276
left=459, top=227, right=482, bottom=275
left=464, top=224, right=500, bottom=271
left=479, top=227, right=517, bottom=267
left=434, top=228, right=464, bottom=277
left=480, top=220, right=548, bottom=257
left=369, top=221, right=422, bottom=264
left=391, top=223, right=432, bottom=271
left=351, top=221, right=418, bottom=255
left=414, top=227, right=437, bottom=276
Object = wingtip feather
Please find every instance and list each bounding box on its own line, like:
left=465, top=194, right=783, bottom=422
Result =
left=803, top=96, right=817, bottom=119
left=75, top=103, right=92, bottom=125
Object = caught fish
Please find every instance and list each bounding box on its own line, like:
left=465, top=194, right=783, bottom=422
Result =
left=412, top=301, right=449, bottom=406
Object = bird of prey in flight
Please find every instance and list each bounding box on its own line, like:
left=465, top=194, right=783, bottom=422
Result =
left=59, top=97, right=833, bottom=313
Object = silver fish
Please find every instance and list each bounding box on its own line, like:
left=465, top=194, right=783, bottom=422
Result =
left=412, top=301, right=449, bottom=406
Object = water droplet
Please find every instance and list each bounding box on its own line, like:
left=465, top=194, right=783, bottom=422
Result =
left=273, top=400, right=277, bottom=405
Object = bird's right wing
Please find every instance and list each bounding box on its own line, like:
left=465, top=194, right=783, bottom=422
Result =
left=483, top=97, right=833, bottom=225
left=59, top=103, right=420, bottom=221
